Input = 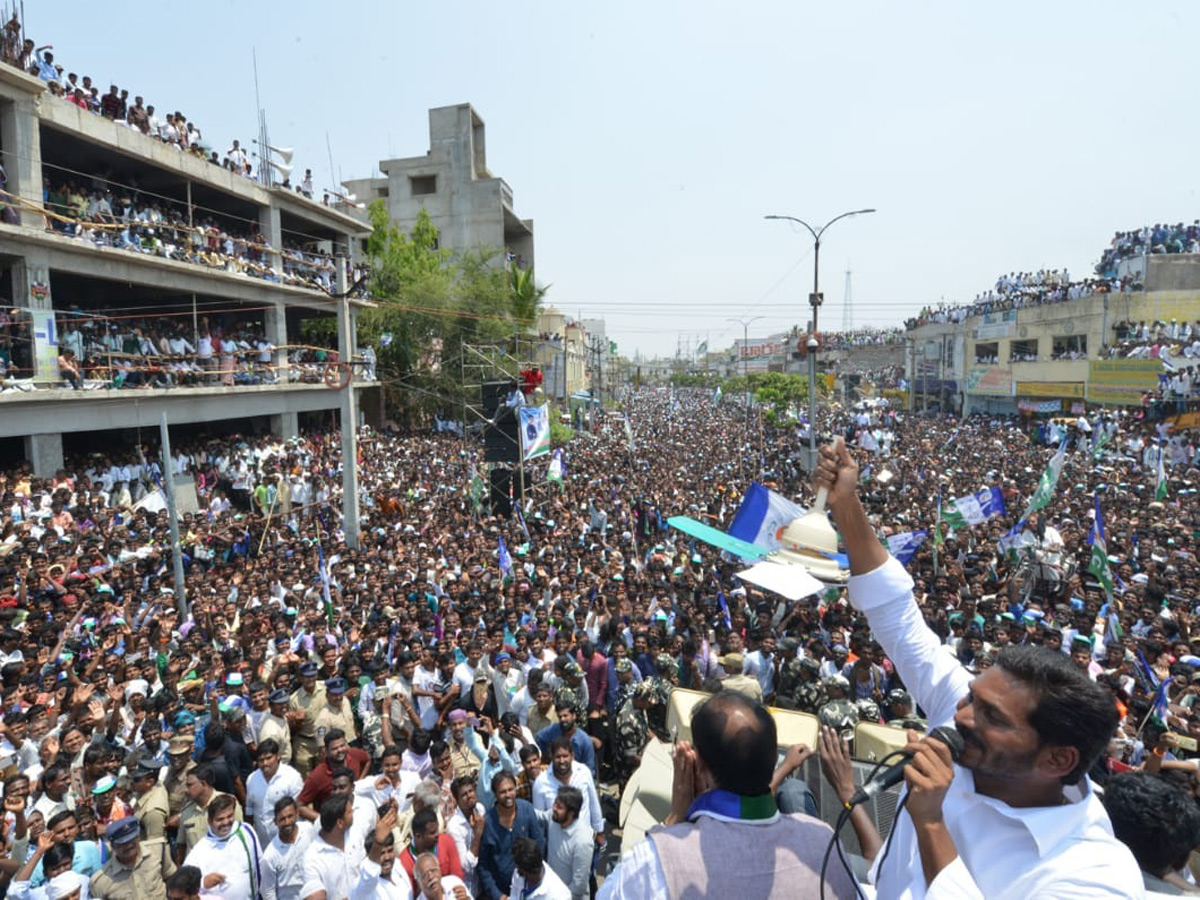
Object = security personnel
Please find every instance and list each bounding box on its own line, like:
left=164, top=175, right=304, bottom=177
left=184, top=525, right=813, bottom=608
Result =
left=311, top=676, right=357, bottom=744
left=130, top=759, right=171, bottom=848
left=613, top=682, right=653, bottom=786
left=288, top=661, right=325, bottom=776
left=257, top=688, right=293, bottom=765
left=89, top=816, right=176, bottom=900
left=162, top=737, right=195, bottom=833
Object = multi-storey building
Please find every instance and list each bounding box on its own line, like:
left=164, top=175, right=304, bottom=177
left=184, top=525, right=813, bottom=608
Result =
left=906, top=256, right=1200, bottom=416
left=343, top=103, right=534, bottom=269
left=0, top=61, right=374, bottom=474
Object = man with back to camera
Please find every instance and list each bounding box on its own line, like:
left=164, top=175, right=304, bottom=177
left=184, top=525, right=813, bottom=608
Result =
left=813, top=436, right=1143, bottom=899
left=598, top=690, right=857, bottom=899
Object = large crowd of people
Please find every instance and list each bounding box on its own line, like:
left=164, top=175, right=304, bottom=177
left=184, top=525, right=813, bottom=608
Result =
left=0, top=383, right=1196, bottom=896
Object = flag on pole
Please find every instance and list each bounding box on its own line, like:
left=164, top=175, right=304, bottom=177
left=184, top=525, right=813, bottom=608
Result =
left=1087, top=492, right=1113, bottom=599
left=547, top=448, right=565, bottom=484
left=624, top=418, right=635, bottom=451
left=1091, top=426, right=1109, bottom=460
left=885, top=531, right=928, bottom=566
left=498, top=536, right=514, bottom=581
left=713, top=385, right=722, bottom=406
left=727, top=483, right=805, bottom=555
left=316, top=541, right=335, bottom=627
left=716, top=589, right=732, bottom=630
left=1156, top=450, right=1169, bottom=501
left=933, top=488, right=944, bottom=547
left=940, top=486, right=1006, bottom=530
left=518, top=404, right=551, bottom=460
left=469, top=467, right=485, bottom=512
left=1022, top=438, right=1068, bottom=520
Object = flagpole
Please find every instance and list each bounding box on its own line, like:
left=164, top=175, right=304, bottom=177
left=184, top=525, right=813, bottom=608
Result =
left=159, top=413, right=187, bottom=617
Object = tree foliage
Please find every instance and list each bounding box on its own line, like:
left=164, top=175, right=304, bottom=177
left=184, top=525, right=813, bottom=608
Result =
left=352, top=201, right=551, bottom=424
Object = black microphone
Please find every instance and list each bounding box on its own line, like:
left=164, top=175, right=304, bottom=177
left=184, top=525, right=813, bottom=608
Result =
left=846, top=725, right=966, bottom=807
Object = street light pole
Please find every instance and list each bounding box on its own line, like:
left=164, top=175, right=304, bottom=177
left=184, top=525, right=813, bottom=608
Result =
left=764, top=208, right=876, bottom=470
left=727, top=315, right=764, bottom=423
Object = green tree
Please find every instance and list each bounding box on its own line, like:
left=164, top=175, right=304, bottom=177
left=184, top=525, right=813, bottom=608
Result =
left=508, top=265, right=549, bottom=336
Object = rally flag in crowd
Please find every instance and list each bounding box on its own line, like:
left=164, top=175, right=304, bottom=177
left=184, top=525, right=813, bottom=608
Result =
left=1087, top=492, right=1114, bottom=599
left=933, top=488, right=944, bottom=547
left=547, top=448, right=565, bottom=484
left=727, top=482, right=805, bottom=554
left=713, top=385, right=722, bottom=406
left=316, top=541, right=335, bottom=627
left=1022, top=438, right=1068, bottom=520
left=1091, top=427, right=1109, bottom=460
left=716, top=589, right=732, bottom=629
left=518, top=404, right=551, bottom=460
left=469, top=467, right=485, bottom=512
left=1157, top=451, right=1169, bottom=501
left=515, top=504, right=531, bottom=542
left=940, top=486, right=1006, bottom=531
left=498, top=536, right=514, bottom=581
left=885, top=531, right=928, bottom=566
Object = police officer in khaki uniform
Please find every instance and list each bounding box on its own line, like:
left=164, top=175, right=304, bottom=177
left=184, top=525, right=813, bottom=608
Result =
left=287, top=661, right=325, bottom=776
left=162, top=736, right=195, bottom=835
left=257, top=688, right=293, bottom=765
left=89, top=815, right=176, bottom=900
left=130, top=759, right=171, bottom=848
left=311, top=676, right=357, bottom=744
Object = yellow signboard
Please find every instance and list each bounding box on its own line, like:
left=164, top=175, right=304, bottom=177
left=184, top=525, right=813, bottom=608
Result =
left=1017, top=382, right=1084, bottom=398
left=1087, top=359, right=1163, bottom=406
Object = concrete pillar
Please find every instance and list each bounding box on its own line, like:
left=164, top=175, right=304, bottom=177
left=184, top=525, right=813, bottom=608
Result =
left=24, top=433, right=63, bottom=477
left=264, top=303, right=289, bottom=383
left=12, top=252, right=56, bottom=381
left=258, top=206, right=282, bottom=275
left=0, top=97, right=45, bottom=230
left=271, top=411, right=299, bottom=439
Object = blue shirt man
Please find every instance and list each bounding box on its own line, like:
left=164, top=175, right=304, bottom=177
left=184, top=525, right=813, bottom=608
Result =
left=536, top=705, right=595, bottom=776
left=477, top=773, right=545, bottom=900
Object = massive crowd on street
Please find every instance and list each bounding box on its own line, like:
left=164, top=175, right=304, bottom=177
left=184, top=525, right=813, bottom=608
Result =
left=0, top=384, right=1197, bottom=896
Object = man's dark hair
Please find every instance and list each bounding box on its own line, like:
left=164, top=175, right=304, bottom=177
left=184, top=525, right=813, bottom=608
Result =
left=450, top=774, right=475, bottom=802
left=690, top=691, right=777, bottom=795
left=994, top=644, right=1119, bottom=784
left=1103, top=772, right=1200, bottom=876
left=256, top=738, right=280, bottom=759
left=491, top=770, right=516, bottom=795
left=412, top=807, right=438, bottom=835
left=519, top=744, right=542, bottom=764
left=203, top=723, right=226, bottom=752
left=191, top=763, right=217, bottom=788
left=323, top=728, right=346, bottom=749
left=274, top=794, right=297, bottom=817
left=556, top=785, right=583, bottom=819
left=47, top=809, right=77, bottom=831
left=166, top=865, right=203, bottom=893
left=319, top=793, right=352, bottom=832
left=548, top=737, right=573, bottom=758
left=380, top=745, right=402, bottom=762
left=42, top=841, right=74, bottom=875
left=207, top=793, right=237, bottom=821
left=511, top=836, right=542, bottom=873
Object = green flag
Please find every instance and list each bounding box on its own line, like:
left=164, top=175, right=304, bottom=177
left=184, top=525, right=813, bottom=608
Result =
left=1087, top=493, right=1113, bottom=599
left=1022, top=439, right=1068, bottom=520
left=1156, top=451, right=1169, bottom=501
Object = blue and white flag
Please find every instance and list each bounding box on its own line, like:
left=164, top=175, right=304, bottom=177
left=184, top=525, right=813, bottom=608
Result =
left=498, top=536, right=514, bottom=580
left=713, top=385, right=722, bottom=405
left=518, top=404, right=550, bottom=460
left=728, top=482, right=806, bottom=555
left=716, top=589, right=732, bottom=630
left=547, top=448, right=565, bottom=484
left=940, top=486, right=1006, bottom=530
left=885, top=530, right=928, bottom=566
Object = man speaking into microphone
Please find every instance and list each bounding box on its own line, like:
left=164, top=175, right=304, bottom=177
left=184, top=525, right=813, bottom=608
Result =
left=815, top=438, right=1143, bottom=900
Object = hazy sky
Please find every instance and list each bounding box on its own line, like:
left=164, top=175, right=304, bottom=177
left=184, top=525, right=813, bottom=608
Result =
left=30, top=2, right=1200, bottom=358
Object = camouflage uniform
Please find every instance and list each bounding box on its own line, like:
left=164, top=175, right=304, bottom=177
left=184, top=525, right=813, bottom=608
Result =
left=613, top=691, right=651, bottom=785
left=554, top=685, right=587, bottom=723
left=644, top=676, right=672, bottom=741
left=818, top=698, right=859, bottom=739
left=774, top=658, right=805, bottom=710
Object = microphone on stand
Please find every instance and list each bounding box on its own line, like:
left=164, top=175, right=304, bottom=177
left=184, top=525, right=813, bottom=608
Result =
left=847, top=725, right=966, bottom=807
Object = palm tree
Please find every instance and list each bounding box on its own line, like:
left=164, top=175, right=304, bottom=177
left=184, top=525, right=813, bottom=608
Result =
left=508, top=265, right=549, bottom=335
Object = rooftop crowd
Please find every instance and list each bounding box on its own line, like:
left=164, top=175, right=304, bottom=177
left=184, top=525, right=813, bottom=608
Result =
left=1, top=14, right=316, bottom=197
left=1098, top=223, right=1200, bottom=277
left=0, top=382, right=1195, bottom=895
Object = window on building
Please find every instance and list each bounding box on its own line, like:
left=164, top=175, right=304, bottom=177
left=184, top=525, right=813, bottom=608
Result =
left=376, top=186, right=389, bottom=199
left=975, top=342, right=999, bottom=364
left=1052, top=335, right=1088, bottom=360
left=1010, top=338, right=1038, bottom=362
left=409, top=175, right=437, bottom=196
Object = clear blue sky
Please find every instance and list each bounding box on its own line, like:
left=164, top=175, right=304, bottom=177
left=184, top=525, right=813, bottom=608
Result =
left=29, top=1, right=1200, bottom=358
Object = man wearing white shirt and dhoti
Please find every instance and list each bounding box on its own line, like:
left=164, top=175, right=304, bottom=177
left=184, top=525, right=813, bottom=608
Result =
left=183, top=794, right=263, bottom=900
